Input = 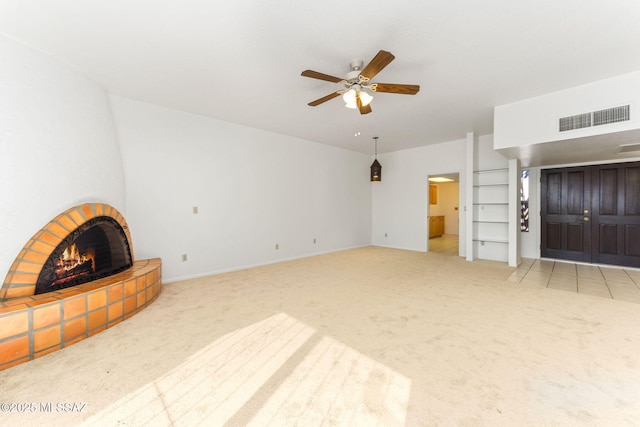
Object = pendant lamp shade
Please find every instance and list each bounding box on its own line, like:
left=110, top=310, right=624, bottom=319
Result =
left=370, top=158, right=382, bottom=182
left=370, top=136, right=381, bottom=182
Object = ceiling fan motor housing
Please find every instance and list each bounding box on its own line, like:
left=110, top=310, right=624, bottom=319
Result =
left=346, top=61, right=363, bottom=82
left=349, top=59, right=363, bottom=72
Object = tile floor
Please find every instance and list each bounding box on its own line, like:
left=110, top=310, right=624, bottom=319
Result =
left=429, top=234, right=640, bottom=304
left=428, top=234, right=459, bottom=256
left=508, top=257, right=640, bottom=304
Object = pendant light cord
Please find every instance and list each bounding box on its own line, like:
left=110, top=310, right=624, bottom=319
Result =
left=373, top=136, right=378, bottom=159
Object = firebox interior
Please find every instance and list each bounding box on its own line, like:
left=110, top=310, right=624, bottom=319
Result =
left=35, top=216, right=133, bottom=295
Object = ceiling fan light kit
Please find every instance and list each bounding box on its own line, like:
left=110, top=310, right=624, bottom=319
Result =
left=343, top=87, right=373, bottom=109
left=301, top=50, right=420, bottom=115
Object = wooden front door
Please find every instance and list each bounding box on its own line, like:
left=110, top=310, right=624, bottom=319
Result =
left=541, top=161, right=640, bottom=268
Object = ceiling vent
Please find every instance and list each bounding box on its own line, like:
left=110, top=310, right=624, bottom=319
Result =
left=559, top=104, right=630, bottom=132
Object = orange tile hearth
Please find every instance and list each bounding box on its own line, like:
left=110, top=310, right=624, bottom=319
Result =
left=0, top=259, right=162, bottom=371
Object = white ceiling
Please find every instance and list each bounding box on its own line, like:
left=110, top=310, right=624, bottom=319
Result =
left=2, top=0, right=640, bottom=155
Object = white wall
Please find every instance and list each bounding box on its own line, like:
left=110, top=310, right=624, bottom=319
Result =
left=494, top=71, right=640, bottom=149
left=0, top=35, right=125, bottom=282
left=372, top=138, right=467, bottom=253
left=110, top=96, right=372, bottom=281
left=475, top=134, right=508, bottom=170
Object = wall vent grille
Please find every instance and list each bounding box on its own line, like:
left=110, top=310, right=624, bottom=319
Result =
left=559, top=113, right=591, bottom=132
left=559, top=104, right=630, bottom=132
left=593, top=105, right=630, bottom=126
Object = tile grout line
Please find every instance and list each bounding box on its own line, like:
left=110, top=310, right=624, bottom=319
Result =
left=623, top=269, right=640, bottom=289
left=512, top=258, right=640, bottom=303
left=599, top=266, right=615, bottom=300
left=516, top=259, right=536, bottom=284
left=545, top=261, right=555, bottom=288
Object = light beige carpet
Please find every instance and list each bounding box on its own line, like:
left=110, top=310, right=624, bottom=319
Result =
left=1, top=246, right=640, bottom=426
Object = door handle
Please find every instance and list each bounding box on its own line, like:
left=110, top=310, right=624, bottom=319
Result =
left=583, top=209, right=590, bottom=214
left=583, top=217, right=590, bottom=222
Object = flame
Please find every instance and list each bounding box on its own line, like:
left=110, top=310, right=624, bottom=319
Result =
left=56, top=243, right=95, bottom=273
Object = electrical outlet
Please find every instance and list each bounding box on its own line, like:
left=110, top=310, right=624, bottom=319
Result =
left=193, top=206, right=198, bottom=214
left=275, top=243, right=279, bottom=250
left=313, top=238, right=316, bottom=244
left=385, top=233, right=388, bottom=238
left=182, top=254, right=188, bottom=261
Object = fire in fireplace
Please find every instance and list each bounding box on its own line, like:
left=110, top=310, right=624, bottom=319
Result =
left=35, top=216, right=132, bottom=295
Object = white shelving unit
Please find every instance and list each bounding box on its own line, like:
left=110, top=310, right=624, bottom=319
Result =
left=472, top=168, right=509, bottom=262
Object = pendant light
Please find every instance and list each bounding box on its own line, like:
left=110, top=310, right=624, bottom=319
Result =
left=370, top=136, right=382, bottom=182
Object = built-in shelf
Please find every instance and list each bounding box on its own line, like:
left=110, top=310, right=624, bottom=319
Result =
left=473, top=202, right=509, bottom=206
left=474, top=238, right=508, bottom=243
left=474, top=168, right=508, bottom=172
left=472, top=168, right=509, bottom=262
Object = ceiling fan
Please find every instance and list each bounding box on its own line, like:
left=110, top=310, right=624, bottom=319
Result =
left=301, top=50, right=420, bottom=115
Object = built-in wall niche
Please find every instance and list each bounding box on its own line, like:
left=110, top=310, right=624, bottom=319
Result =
left=472, top=168, right=509, bottom=262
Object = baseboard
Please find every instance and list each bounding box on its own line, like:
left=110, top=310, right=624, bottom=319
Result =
left=162, top=244, right=371, bottom=284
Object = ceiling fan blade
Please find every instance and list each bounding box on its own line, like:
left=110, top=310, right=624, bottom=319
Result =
left=308, top=92, right=341, bottom=106
left=360, top=50, right=395, bottom=81
left=359, top=104, right=372, bottom=115
left=371, top=83, right=420, bottom=95
left=357, top=94, right=372, bottom=115
left=301, top=69, right=343, bottom=83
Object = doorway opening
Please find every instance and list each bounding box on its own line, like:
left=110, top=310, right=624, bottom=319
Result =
left=427, top=172, right=460, bottom=256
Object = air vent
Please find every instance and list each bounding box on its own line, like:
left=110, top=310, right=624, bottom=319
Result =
left=559, top=104, right=630, bottom=132
left=559, top=113, right=591, bottom=132
left=593, top=105, right=630, bottom=126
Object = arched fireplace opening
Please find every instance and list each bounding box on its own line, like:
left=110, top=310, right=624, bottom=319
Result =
left=35, top=216, right=133, bottom=295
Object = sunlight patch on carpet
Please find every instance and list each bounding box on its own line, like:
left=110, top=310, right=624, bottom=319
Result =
left=80, top=312, right=410, bottom=426
left=247, top=335, right=411, bottom=426
left=81, top=313, right=315, bottom=426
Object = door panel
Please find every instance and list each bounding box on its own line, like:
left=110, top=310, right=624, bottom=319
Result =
left=541, top=167, right=591, bottom=262
left=598, top=169, right=617, bottom=215
left=598, top=224, right=617, bottom=254
left=591, top=163, right=640, bottom=267
left=626, top=225, right=640, bottom=256
left=545, top=222, right=561, bottom=249
left=625, top=167, right=640, bottom=214
left=546, top=172, right=562, bottom=214
left=566, top=223, right=585, bottom=252
left=567, top=171, right=585, bottom=214
left=542, top=161, right=640, bottom=268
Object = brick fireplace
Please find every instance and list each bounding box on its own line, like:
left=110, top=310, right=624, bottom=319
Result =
left=0, top=203, right=161, bottom=371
